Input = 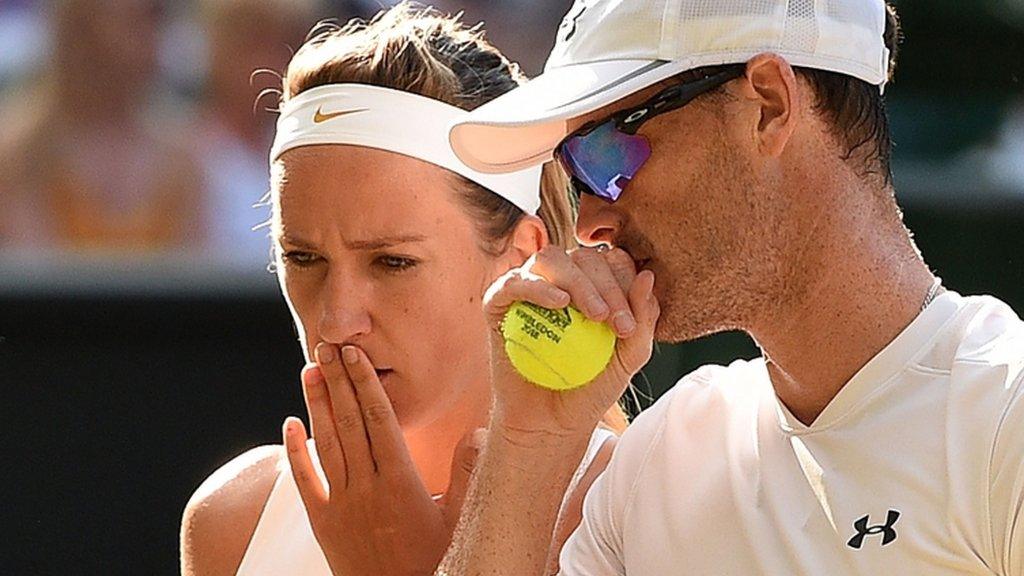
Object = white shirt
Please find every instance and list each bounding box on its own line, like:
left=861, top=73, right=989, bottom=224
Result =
left=237, top=426, right=618, bottom=575
left=561, top=292, right=1024, bottom=575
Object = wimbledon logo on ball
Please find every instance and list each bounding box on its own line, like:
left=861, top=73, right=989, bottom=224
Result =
left=513, top=302, right=573, bottom=343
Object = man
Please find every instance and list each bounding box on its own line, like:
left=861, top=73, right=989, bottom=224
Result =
left=439, top=0, right=1024, bottom=574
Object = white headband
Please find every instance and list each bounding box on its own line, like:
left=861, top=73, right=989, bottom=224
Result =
left=270, top=83, right=542, bottom=215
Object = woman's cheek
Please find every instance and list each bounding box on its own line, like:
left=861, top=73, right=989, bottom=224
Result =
left=281, top=275, right=322, bottom=358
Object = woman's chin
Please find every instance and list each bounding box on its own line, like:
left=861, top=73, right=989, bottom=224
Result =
left=381, top=372, right=484, bottom=432
left=385, top=388, right=449, bottom=432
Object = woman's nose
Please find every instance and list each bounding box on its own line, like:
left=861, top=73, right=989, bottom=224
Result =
left=317, top=273, right=372, bottom=344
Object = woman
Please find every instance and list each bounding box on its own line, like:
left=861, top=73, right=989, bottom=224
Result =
left=179, top=4, right=632, bottom=575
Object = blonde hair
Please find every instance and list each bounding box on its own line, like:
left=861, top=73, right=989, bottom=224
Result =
left=280, top=2, right=629, bottom=434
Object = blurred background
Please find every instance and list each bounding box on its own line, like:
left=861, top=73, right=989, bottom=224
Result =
left=1, top=0, right=1022, bottom=573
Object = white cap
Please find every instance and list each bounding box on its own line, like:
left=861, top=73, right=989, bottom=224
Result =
left=450, top=0, right=891, bottom=173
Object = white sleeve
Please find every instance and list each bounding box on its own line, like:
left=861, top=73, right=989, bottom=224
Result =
left=990, top=369, right=1024, bottom=576
left=557, top=466, right=624, bottom=576
left=558, top=388, right=675, bottom=576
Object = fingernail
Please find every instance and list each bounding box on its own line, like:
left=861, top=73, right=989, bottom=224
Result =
left=550, top=288, right=570, bottom=305
left=613, top=311, right=637, bottom=334
left=284, top=417, right=299, bottom=435
left=588, top=297, right=609, bottom=317
left=303, top=366, right=323, bottom=387
left=341, top=346, right=358, bottom=365
left=317, top=344, right=335, bottom=364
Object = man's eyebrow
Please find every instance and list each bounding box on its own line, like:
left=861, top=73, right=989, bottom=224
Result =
left=345, top=234, right=428, bottom=250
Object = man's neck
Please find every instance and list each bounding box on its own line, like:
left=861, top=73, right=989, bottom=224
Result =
left=750, top=192, right=935, bottom=426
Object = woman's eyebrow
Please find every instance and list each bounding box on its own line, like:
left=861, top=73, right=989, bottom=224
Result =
left=277, top=233, right=429, bottom=251
left=276, top=234, right=319, bottom=250
left=344, top=234, right=428, bottom=251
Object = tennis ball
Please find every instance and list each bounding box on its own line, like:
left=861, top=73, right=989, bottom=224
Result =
left=501, top=301, right=616, bottom=391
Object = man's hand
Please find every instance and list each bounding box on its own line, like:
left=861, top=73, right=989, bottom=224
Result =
left=438, top=246, right=659, bottom=576
left=484, top=245, right=659, bottom=440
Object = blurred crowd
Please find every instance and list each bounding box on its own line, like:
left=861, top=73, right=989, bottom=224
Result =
left=0, top=0, right=570, bottom=268
left=1, top=0, right=1021, bottom=270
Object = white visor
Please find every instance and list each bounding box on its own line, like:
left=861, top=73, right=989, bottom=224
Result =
left=270, top=83, right=542, bottom=215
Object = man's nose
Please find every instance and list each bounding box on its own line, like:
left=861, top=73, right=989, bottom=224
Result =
left=575, top=194, right=621, bottom=247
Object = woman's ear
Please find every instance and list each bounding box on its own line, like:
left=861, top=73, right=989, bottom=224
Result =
left=505, top=214, right=549, bottom=267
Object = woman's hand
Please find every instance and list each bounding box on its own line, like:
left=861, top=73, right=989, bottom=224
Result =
left=484, top=245, right=660, bottom=441
left=282, top=343, right=481, bottom=576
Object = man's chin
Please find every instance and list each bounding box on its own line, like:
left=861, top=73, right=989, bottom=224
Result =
left=654, top=321, right=706, bottom=344
left=653, top=299, right=732, bottom=344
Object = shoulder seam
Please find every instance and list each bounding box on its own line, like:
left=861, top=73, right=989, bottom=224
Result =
left=619, top=402, right=671, bottom=539
left=986, top=365, right=1024, bottom=571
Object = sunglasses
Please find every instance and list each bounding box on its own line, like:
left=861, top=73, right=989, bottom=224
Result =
left=555, top=67, right=745, bottom=203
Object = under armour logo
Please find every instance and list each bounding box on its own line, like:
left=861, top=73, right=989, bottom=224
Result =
left=847, top=510, right=901, bottom=549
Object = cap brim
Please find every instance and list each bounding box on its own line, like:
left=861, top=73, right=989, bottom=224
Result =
left=450, top=59, right=694, bottom=174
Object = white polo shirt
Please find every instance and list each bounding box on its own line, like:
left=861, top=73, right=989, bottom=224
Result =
left=561, top=292, right=1024, bottom=575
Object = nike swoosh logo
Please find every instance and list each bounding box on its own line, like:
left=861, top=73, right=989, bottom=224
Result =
left=313, top=106, right=369, bottom=123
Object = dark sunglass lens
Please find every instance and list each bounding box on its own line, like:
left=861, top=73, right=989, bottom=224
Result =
left=561, top=122, right=651, bottom=203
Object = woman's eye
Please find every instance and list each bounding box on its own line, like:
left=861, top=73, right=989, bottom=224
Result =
left=376, top=255, right=418, bottom=272
left=281, top=250, right=322, bottom=267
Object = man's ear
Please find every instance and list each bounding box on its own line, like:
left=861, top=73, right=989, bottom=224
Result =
left=739, top=53, right=801, bottom=158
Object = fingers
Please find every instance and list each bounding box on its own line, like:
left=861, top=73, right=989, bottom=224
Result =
left=440, top=428, right=486, bottom=529
left=529, top=246, right=637, bottom=337
left=571, top=248, right=637, bottom=336
left=484, top=246, right=638, bottom=338
left=530, top=247, right=611, bottom=322
left=283, top=417, right=328, bottom=510
left=301, top=365, right=347, bottom=488
left=602, top=247, right=639, bottom=293
left=633, top=270, right=660, bottom=333
left=484, top=269, right=570, bottom=326
left=316, top=342, right=376, bottom=485
left=614, top=270, right=660, bottom=377
left=340, top=345, right=415, bottom=475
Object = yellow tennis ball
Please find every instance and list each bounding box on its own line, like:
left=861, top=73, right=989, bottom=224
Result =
left=501, top=301, right=616, bottom=391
